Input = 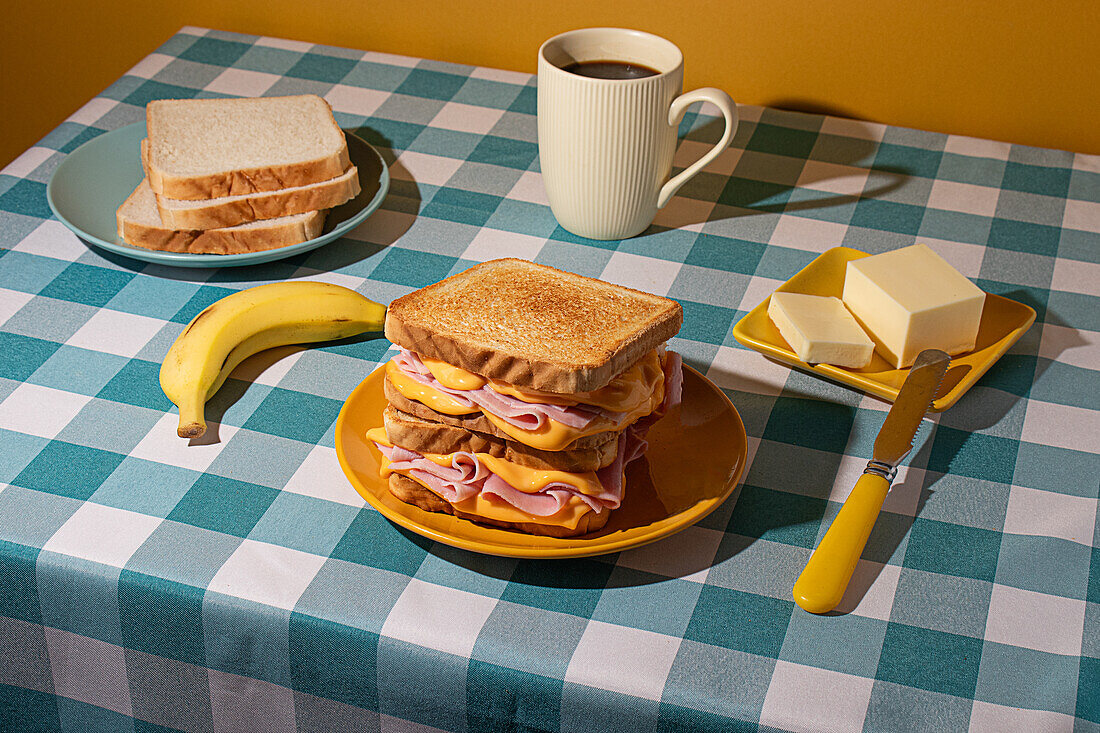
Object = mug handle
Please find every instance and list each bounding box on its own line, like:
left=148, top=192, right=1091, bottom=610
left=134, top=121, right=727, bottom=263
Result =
left=657, top=88, right=738, bottom=209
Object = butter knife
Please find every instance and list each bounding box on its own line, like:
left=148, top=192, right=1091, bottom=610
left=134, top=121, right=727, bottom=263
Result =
left=793, top=348, right=950, bottom=614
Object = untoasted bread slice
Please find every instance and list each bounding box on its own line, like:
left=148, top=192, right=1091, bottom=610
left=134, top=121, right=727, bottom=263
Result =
left=383, top=377, right=618, bottom=451
left=383, top=407, right=618, bottom=472
left=116, top=179, right=326, bottom=254
left=388, top=474, right=611, bottom=538
left=385, top=258, right=683, bottom=393
left=145, top=95, right=351, bottom=200
left=154, top=167, right=359, bottom=230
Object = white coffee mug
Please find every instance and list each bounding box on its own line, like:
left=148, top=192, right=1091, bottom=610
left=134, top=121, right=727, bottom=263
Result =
left=537, top=28, right=738, bottom=240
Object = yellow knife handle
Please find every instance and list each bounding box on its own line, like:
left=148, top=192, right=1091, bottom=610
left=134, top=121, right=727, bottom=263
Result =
left=793, top=472, right=891, bottom=614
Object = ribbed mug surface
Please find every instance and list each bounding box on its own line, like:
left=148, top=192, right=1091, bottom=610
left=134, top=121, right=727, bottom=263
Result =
left=538, top=29, right=684, bottom=241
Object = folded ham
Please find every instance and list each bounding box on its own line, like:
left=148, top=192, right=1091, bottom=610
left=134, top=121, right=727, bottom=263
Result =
left=374, top=422, right=645, bottom=518
left=391, top=347, right=681, bottom=432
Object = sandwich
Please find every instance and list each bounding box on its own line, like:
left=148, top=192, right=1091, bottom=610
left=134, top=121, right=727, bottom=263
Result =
left=367, top=258, right=684, bottom=537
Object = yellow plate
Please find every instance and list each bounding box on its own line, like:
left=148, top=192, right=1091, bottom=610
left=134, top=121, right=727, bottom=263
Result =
left=731, top=246, right=1036, bottom=411
left=334, top=364, right=747, bottom=558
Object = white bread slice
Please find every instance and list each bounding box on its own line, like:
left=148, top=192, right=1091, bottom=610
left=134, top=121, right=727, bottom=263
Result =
left=153, top=166, right=359, bottom=230
left=384, top=258, right=683, bottom=393
left=116, top=179, right=326, bottom=255
left=145, top=95, right=351, bottom=200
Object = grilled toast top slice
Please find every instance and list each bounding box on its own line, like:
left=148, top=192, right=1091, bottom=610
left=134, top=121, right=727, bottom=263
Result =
left=384, top=258, right=682, bottom=393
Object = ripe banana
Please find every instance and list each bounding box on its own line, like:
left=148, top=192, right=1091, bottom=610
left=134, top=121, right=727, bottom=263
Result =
left=160, top=281, right=386, bottom=439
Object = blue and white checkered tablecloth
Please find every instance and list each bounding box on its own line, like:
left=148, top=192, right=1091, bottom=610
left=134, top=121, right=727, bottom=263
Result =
left=1, top=25, right=1098, bottom=733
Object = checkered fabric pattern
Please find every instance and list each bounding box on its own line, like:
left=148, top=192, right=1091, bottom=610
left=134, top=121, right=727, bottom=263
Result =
left=1, top=25, right=1098, bottom=733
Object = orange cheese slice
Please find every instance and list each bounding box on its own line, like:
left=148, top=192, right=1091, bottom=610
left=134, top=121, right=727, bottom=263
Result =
left=420, top=356, right=487, bottom=390
left=488, top=349, right=665, bottom=411
left=386, top=360, right=477, bottom=415
left=369, top=428, right=604, bottom=496
left=450, top=493, right=594, bottom=530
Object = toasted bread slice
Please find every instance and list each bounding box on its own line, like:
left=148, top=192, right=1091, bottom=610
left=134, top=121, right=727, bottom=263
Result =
left=383, top=407, right=618, bottom=472
left=154, top=167, right=359, bottom=230
left=145, top=95, right=351, bottom=200
left=388, top=474, right=611, bottom=538
left=385, top=259, right=683, bottom=393
left=383, top=377, right=618, bottom=451
left=116, top=179, right=326, bottom=254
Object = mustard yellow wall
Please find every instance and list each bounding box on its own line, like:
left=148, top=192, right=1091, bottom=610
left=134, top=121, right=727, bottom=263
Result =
left=3, top=1, right=1098, bottom=169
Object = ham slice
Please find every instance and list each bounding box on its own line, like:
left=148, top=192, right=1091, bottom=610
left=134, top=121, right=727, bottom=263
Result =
left=393, top=350, right=605, bottom=429
left=374, top=427, right=648, bottom=518
left=391, top=348, right=682, bottom=433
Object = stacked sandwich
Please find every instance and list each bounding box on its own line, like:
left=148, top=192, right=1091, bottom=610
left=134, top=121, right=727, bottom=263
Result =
left=116, top=95, right=359, bottom=254
left=367, top=259, right=684, bottom=537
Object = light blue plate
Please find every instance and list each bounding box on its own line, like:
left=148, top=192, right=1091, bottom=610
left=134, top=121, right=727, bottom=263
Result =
left=46, top=122, right=389, bottom=268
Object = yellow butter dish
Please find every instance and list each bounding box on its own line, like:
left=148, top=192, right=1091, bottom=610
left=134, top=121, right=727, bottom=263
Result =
left=731, top=247, right=1036, bottom=411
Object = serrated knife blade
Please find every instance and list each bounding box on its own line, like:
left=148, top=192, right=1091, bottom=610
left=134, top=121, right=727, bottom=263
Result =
left=793, top=349, right=950, bottom=614
left=870, top=348, right=952, bottom=470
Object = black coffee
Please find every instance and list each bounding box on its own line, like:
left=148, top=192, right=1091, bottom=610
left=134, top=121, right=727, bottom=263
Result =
left=560, top=60, right=660, bottom=80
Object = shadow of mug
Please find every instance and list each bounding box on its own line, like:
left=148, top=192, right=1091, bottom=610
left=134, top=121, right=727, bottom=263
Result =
left=648, top=113, right=910, bottom=234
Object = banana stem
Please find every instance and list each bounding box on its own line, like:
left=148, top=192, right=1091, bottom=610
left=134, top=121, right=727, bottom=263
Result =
left=176, top=400, right=207, bottom=439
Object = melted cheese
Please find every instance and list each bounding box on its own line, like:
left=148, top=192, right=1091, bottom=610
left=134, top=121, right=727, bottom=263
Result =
left=488, top=350, right=664, bottom=412
left=385, top=361, right=478, bottom=415
left=419, top=350, right=666, bottom=411
left=386, top=350, right=666, bottom=451
left=449, top=453, right=605, bottom=496
left=370, top=429, right=604, bottom=496
left=451, top=493, right=592, bottom=530
left=480, top=412, right=605, bottom=451
left=368, top=429, right=602, bottom=530
left=420, top=356, right=487, bottom=390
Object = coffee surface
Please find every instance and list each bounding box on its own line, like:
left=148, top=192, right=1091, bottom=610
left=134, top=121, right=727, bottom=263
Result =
left=560, top=60, right=660, bottom=80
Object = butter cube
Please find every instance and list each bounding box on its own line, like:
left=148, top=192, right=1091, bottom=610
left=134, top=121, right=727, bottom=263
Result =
left=842, top=244, right=985, bottom=368
left=767, top=292, right=875, bottom=368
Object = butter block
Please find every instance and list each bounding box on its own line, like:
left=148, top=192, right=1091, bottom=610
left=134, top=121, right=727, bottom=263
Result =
left=767, top=292, right=875, bottom=368
left=842, top=244, right=985, bottom=368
